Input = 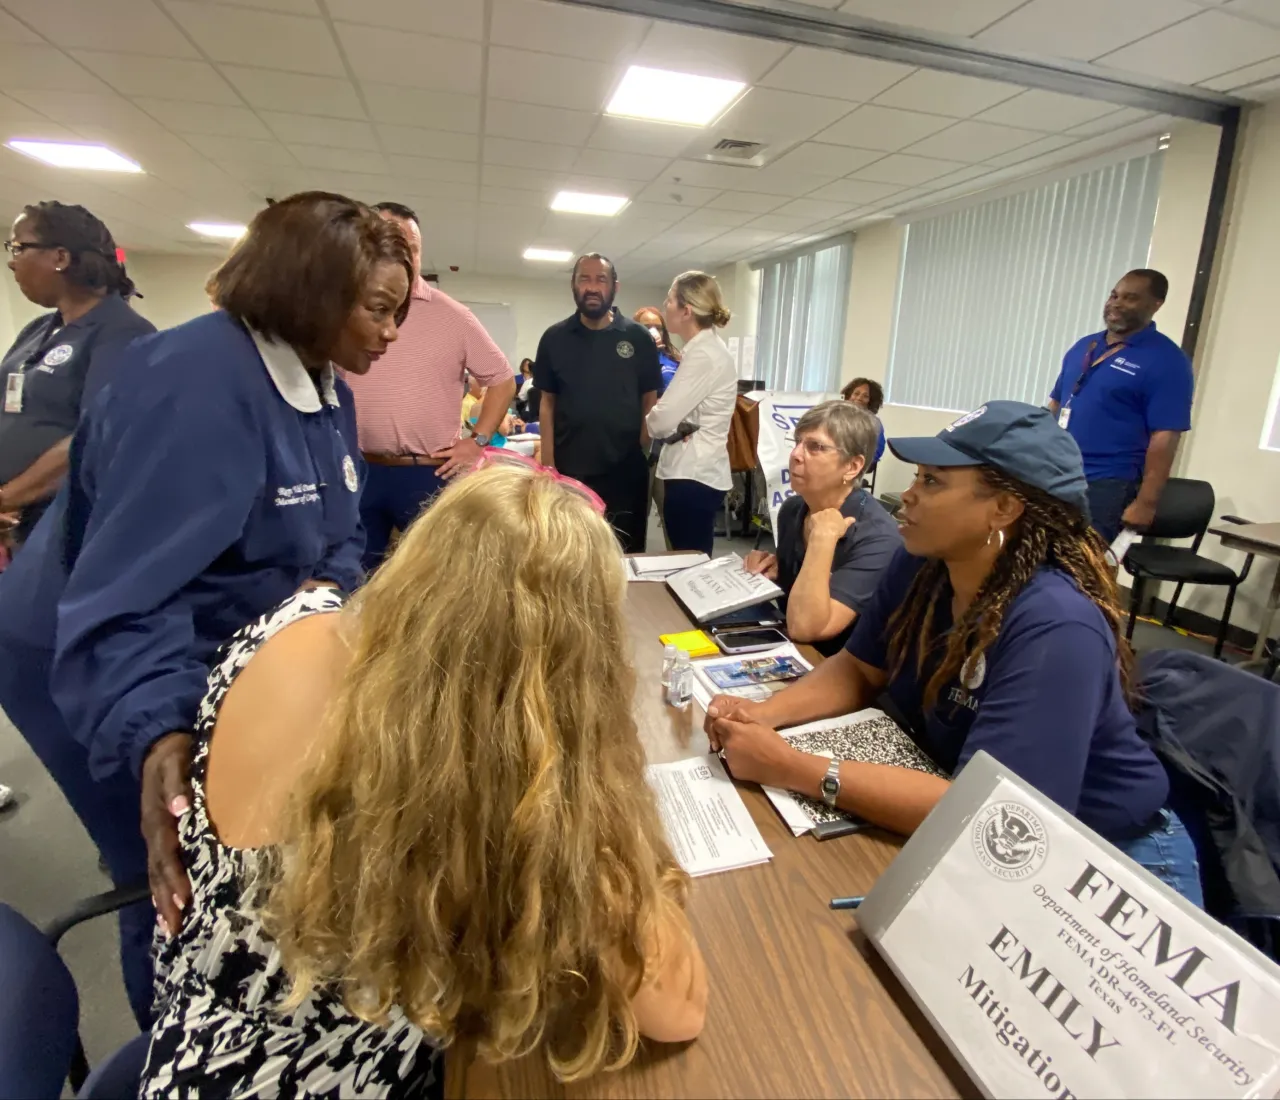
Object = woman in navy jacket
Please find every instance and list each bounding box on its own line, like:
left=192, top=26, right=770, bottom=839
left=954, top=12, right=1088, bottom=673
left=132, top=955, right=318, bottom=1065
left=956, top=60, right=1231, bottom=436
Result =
left=0, top=191, right=413, bottom=1024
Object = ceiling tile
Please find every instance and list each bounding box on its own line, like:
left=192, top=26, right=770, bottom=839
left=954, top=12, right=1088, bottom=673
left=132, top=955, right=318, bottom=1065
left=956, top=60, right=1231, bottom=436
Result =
left=773, top=197, right=855, bottom=220
left=335, top=23, right=483, bottom=93
left=837, top=0, right=1026, bottom=36
left=185, top=0, right=321, bottom=14
left=485, top=100, right=596, bottom=145
left=978, top=0, right=1202, bottom=62
left=482, top=163, right=560, bottom=191
left=713, top=88, right=853, bottom=147
left=183, top=133, right=296, bottom=166
left=68, top=51, right=240, bottom=106
left=672, top=206, right=757, bottom=229
left=768, top=141, right=883, bottom=176
left=0, top=90, right=77, bottom=139
left=807, top=178, right=900, bottom=203
left=659, top=159, right=767, bottom=189
left=133, top=97, right=272, bottom=139
left=0, top=41, right=107, bottom=92
left=1098, top=10, right=1280, bottom=83
left=487, top=46, right=615, bottom=111
left=0, top=8, right=40, bottom=41
left=635, top=178, right=719, bottom=207
left=973, top=89, right=1117, bottom=132
left=1066, top=107, right=1153, bottom=136
left=390, top=154, right=479, bottom=185
left=572, top=148, right=670, bottom=181
left=3, top=0, right=198, bottom=55
left=479, top=185, right=545, bottom=208
left=362, top=86, right=480, bottom=132
left=720, top=164, right=835, bottom=197
left=631, top=23, right=788, bottom=83
left=484, top=136, right=580, bottom=172
left=815, top=104, right=952, bottom=151
left=217, top=67, right=363, bottom=119
left=1199, top=56, right=1280, bottom=91
left=757, top=46, right=913, bottom=102
left=166, top=2, right=345, bottom=76
left=981, top=133, right=1078, bottom=168
left=376, top=125, right=477, bottom=162
left=490, top=0, right=649, bottom=63
left=289, top=144, right=387, bottom=172
left=616, top=201, right=690, bottom=224
left=327, top=0, right=482, bottom=39
left=1225, top=0, right=1280, bottom=29
left=588, top=115, right=699, bottom=157
left=851, top=152, right=968, bottom=184
left=873, top=70, right=1020, bottom=118
left=260, top=112, right=377, bottom=149
left=904, top=119, right=1041, bottom=162
left=704, top=190, right=788, bottom=213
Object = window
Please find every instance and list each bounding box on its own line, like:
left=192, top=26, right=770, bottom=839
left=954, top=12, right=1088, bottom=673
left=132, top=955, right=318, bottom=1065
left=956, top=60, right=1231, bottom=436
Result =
left=754, top=236, right=852, bottom=392
left=886, top=151, right=1164, bottom=413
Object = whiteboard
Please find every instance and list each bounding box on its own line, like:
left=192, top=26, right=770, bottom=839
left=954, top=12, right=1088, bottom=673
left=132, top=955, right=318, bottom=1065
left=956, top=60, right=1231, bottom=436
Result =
left=460, top=300, right=517, bottom=368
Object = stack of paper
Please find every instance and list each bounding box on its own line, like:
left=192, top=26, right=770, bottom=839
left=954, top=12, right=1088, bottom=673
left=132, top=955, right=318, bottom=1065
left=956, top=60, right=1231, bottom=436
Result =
left=666, top=553, right=784, bottom=621
left=646, top=754, right=772, bottom=877
left=690, top=643, right=811, bottom=710
left=626, top=552, right=710, bottom=582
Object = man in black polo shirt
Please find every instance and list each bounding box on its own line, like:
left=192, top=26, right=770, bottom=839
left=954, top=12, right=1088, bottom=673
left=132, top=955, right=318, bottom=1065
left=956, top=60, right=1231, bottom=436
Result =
left=533, top=254, right=661, bottom=552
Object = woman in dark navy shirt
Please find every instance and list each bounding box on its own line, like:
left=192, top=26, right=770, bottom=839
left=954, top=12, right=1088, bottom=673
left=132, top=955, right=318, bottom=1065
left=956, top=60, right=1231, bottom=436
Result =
left=0, top=191, right=413, bottom=1024
left=0, top=202, right=155, bottom=545
left=707, top=401, right=1201, bottom=904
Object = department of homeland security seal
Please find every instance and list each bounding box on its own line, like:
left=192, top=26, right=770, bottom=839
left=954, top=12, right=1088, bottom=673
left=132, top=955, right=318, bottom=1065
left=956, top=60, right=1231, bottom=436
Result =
left=42, top=344, right=74, bottom=367
left=342, top=454, right=358, bottom=492
left=616, top=340, right=634, bottom=359
left=971, top=801, right=1048, bottom=881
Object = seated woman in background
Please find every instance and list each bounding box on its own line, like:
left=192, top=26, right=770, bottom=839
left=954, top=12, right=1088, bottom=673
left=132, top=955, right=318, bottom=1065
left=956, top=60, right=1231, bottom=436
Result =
left=633, top=305, right=681, bottom=392
left=142, top=462, right=707, bottom=1095
left=745, top=401, right=901, bottom=656
left=709, top=401, right=1202, bottom=905
left=842, top=376, right=886, bottom=466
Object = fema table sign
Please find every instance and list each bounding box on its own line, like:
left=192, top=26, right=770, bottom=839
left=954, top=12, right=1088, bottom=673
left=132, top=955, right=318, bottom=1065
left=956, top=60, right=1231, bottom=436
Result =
left=856, top=751, right=1280, bottom=1099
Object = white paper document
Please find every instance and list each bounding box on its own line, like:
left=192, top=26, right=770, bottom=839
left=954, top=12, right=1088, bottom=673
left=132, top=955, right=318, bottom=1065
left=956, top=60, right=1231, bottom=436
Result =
left=666, top=552, right=784, bottom=621
left=646, top=754, right=772, bottom=877
left=1107, top=526, right=1141, bottom=568
left=626, top=552, right=710, bottom=581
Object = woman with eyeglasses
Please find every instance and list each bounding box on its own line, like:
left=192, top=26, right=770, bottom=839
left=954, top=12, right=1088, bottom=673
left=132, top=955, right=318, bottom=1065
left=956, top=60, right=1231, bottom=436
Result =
left=0, top=202, right=154, bottom=547
left=141, top=461, right=706, bottom=1094
left=744, top=401, right=901, bottom=655
left=710, top=402, right=1202, bottom=904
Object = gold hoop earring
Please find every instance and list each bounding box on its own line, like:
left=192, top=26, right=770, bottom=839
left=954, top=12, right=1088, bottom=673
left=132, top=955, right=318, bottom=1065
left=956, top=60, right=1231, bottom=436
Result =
left=986, top=528, right=1005, bottom=549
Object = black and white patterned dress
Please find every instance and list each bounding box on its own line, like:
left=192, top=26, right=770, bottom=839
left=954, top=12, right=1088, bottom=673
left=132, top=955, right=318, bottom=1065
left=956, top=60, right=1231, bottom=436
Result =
left=141, top=590, right=441, bottom=1098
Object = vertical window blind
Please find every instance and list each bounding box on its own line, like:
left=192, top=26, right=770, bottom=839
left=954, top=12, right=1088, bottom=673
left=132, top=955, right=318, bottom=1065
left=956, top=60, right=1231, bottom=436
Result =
left=754, top=236, right=853, bottom=392
left=886, top=152, right=1164, bottom=413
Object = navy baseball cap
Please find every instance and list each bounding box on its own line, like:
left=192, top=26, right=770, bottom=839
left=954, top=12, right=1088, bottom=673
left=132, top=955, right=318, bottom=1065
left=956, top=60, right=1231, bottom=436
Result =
left=888, top=401, right=1090, bottom=518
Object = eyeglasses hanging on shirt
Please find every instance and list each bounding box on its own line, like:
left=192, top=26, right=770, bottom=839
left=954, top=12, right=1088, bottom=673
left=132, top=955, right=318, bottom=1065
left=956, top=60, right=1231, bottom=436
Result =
left=1057, top=339, right=1127, bottom=431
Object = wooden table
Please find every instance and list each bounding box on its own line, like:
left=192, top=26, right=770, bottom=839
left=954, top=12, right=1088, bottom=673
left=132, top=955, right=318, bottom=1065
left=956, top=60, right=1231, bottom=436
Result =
left=452, top=583, right=974, bottom=1099
left=1209, top=521, right=1280, bottom=662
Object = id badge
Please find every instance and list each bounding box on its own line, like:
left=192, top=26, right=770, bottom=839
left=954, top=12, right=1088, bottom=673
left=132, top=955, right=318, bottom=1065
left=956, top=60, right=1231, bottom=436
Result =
left=1057, top=406, right=1070, bottom=430
left=4, top=371, right=24, bottom=414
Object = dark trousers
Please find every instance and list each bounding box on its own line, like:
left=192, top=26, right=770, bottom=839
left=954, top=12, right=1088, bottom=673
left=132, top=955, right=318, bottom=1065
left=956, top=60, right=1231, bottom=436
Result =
left=662, top=478, right=725, bottom=557
left=578, top=451, right=650, bottom=554
left=0, top=642, right=153, bottom=1029
left=1087, top=477, right=1140, bottom=544
left=359, top=462, right=446, bottom=573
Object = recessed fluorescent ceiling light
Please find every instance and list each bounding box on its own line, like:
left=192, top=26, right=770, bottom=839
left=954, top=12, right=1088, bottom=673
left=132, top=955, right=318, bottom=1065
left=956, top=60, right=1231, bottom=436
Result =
left=550, top=191, right=629, bottom=216
left=524, top=247, right=573, bottom=262
left=188, top=222, right=247, bottom=240
left=6, top=140, right=142, bottom=172
left=606, top=65, right=746, bottom=126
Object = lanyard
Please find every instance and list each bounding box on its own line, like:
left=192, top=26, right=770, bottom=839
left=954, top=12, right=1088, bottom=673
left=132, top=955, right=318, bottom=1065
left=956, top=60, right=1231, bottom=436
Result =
left=1066, top=339, right=1125, bottom=406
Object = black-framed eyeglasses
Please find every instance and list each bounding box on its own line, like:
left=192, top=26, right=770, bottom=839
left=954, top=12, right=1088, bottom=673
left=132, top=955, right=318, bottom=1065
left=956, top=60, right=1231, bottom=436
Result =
left=3, top=240, right=51, bottom=256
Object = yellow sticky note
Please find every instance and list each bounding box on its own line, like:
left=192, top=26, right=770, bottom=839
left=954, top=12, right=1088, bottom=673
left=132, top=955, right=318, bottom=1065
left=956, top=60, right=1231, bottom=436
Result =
left=659, top=629, right=719, bottom=658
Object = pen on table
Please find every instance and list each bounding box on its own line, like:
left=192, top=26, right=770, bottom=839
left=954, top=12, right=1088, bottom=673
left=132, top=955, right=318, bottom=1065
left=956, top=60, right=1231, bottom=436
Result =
left=829, top=896, right=865, bottom=910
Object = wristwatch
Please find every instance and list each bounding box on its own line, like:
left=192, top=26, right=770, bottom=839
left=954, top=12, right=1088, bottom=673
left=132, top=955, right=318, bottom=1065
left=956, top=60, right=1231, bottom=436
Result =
left=820, top=759, right=842, bottom=807
left=471, top=430, right=492, bottom=448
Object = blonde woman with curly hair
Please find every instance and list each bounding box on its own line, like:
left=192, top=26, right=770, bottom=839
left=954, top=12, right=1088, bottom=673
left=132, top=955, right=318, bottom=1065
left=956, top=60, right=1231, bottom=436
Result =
left=645, top=270, right=738, bottom=555
left=141, top=462, right=707, bottom=1096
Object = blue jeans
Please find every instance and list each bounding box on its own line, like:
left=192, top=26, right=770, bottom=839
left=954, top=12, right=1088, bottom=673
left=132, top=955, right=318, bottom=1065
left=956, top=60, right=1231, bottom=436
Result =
left=662, top=478, right=726, bottom=557
left=1086, top=477, right=1139, bottom=544
left=359, top=461, right=446, bottom=573
left=1113, top=808, right=1204, bottom=907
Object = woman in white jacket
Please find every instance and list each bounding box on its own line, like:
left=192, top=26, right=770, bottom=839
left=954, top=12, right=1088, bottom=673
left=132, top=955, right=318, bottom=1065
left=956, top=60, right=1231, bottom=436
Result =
left=645, top=271, right=738, bottom=555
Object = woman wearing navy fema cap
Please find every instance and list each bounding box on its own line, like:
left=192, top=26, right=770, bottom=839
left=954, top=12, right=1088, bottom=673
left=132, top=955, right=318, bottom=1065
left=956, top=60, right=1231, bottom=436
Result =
left=0, top=191, right=413, bottom=1025
left=706, top=400, right=1201, bottom=904
left=0, top=201, right=155, bottom=545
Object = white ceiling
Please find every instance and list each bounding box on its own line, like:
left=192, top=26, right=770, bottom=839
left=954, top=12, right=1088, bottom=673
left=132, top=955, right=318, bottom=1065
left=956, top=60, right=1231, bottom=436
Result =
left=0, top=0, right=1274, bottom=285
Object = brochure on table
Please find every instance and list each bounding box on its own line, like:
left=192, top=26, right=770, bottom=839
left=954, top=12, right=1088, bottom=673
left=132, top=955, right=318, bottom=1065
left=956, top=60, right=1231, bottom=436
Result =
left=666, top=552, right=784, bottom=622
left=626, top=552, right=710, bottom=582
left=646, top=754, right=772, bottom=877
left=855, top=751, right=1280, bottom=1099
left=690, top=643, right=811, bottom=710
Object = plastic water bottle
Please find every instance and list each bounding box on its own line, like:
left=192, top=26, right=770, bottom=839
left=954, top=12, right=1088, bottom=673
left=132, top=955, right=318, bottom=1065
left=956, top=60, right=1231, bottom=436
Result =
left=667, top=651, right=693, bottom=709
left=660, top=643, right=678, bottom=689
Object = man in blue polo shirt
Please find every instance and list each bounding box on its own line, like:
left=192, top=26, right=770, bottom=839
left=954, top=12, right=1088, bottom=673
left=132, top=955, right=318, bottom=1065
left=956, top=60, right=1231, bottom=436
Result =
left=1048, top=269, right=1193, bottom=542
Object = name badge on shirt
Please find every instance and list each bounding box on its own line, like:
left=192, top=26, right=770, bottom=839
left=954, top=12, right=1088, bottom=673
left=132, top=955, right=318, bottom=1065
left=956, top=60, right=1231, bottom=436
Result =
left=1057, top=406, right=1070, bottom=430
left=4, top=371, right=24, bottom=414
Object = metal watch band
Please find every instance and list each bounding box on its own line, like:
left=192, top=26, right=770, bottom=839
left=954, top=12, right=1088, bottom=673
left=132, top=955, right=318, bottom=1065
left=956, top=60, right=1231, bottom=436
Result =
left=820, top=758, right=842, bottom=807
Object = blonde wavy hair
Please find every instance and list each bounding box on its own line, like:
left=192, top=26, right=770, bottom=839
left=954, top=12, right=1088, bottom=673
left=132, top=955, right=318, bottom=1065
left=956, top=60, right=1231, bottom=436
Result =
left=260, top=463, right=689, bottom=1081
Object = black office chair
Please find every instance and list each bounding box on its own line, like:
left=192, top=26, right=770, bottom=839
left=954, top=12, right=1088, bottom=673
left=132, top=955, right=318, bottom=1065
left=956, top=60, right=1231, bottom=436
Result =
left=1122, top=477, right=1255, bottom=659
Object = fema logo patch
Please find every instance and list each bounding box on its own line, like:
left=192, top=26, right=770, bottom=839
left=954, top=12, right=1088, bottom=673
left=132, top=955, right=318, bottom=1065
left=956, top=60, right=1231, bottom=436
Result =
left=961, top=651, right=986, bottom=690
left=342, top=454, right=358, bottom=492
left=946, top=405, right=987, bottom=432
left=971, top=801, right=1048, bottom=881
left=42, top=344, right=74, bottom=368
left=616, top=340, right=635, bottom=359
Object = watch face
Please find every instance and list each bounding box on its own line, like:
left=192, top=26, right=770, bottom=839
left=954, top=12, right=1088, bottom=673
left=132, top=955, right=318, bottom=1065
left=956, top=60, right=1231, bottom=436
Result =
left=821, top=775, right=839, bottom=797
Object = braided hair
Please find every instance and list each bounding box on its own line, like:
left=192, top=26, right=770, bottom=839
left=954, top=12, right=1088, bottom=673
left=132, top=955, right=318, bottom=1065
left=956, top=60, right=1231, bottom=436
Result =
left=22, top=201, right=137, bottom=298
left=885, top=466, right=1133, bottom=710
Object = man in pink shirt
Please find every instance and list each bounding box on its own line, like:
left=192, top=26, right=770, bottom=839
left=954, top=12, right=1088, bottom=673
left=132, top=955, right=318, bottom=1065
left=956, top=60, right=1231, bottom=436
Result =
left=344, top=202, right=515, bottom=570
